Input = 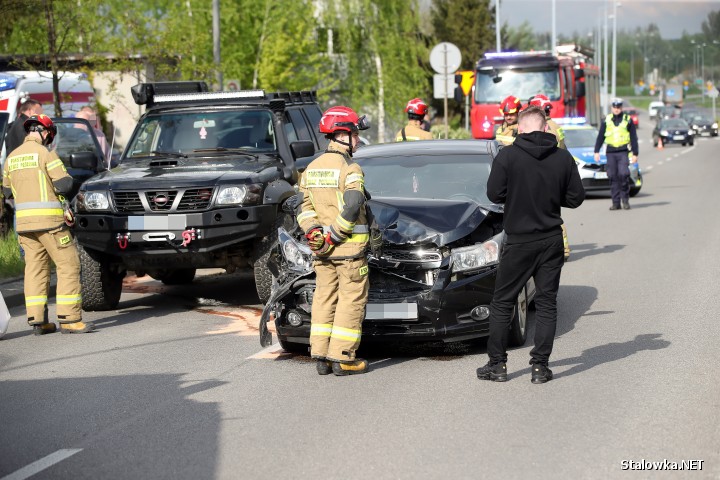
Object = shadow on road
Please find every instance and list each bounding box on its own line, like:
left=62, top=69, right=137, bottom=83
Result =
left=567, top=243, right=625, bottom=262
left=624, top=201, right=671, bottom=209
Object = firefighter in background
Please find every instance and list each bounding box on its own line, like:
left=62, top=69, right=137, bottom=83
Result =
left=495, top=95, right=523, bottom=145
left=297, top=106, right=371, bottom=376
left=529, top=94, right=570, bottom=259
left=2, top=115, right=94, bottom=334
left=395, top=98, right=433, bottom=141
left=529, top=94, right=566, bottom=149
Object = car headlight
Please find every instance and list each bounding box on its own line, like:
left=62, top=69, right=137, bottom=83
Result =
left=216, top=186, right=247, bottom=205
left=278, top=228, right=313, bottom=274
left=713, top=123, right=718, bottom=129
left=688, top=130, right=694, bottom=136
left=451, top=232, right=504, bottom=273
left=660, top=130, right=669, bottom=136
left=81, top=191, right=110, bottom=210
left=692, top=125, right=699, bottom=130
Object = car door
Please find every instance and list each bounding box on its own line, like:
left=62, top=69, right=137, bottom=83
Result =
left=51, top=118, right=107, bottom=200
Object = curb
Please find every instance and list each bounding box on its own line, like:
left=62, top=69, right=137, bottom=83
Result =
left=0, top=275, right=57, bottom=310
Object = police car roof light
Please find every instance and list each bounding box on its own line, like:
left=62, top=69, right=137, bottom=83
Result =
left=0, top=74, right=18, bottom=92
left=555, top=117, right=587, bottom=125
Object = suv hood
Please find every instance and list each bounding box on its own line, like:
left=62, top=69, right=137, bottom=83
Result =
left=369, top=197, right=501, bottom=246
left=83, top=156, right=282, bottom=189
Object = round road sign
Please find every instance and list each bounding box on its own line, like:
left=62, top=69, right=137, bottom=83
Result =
left=430, top=42, right=462, bottom=74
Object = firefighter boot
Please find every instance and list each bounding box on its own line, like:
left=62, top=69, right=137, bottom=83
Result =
left=332, top=359, right=369, bottom=376
left=33, top=323, right=57, bottom=336
left=316, top=359, right=333, bottom=376
left=60, top=321, right=96, bottom=334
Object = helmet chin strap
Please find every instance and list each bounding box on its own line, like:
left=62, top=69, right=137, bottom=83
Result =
left=332, top=134, right=354, bottom=157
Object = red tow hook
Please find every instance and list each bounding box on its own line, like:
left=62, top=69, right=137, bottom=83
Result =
left=116, top=233, right=130, bottom=250
left=181, top=228, right=198, bottom=247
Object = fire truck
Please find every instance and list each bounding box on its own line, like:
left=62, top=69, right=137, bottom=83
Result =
left=470, top=44, right=601, bottom=139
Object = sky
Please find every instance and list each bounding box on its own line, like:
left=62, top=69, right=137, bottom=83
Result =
left=496, top=0, right=719, bottom=39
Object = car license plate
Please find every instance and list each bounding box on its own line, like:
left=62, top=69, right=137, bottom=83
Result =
left=128, top=215, right=187, bottom=230
left=365, top=302, right=418, bottom=320
left=594, top=172, right=608, bottom=180
left=673, top=135, right=685, bottom=140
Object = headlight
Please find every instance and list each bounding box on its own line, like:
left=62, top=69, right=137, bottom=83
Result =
left=712, top=123, right=718, bottom=129
left=692, top=125, right=699, bottom=130
left=659, top=130, right=668, bottom=136
left=451, top=232, right=504, bottom=273
left=83, top=191, right=110, bottom=210
left=216, top=186, right=247, bottom=205
left=278, top=228, right=313, bottom=274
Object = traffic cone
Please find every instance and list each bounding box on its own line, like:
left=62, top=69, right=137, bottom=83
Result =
left=657, top=137, right=663, bottom=150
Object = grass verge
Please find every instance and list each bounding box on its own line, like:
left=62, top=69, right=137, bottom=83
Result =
left=0, top=233, right=24, bottom=279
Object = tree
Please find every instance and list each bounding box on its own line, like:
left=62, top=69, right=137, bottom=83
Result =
left=431, top=0, right=495, bottom=70
left=501, top=21, right=538, bottom=51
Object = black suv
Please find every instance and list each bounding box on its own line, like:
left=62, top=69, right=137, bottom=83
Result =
left=73, top=82, right=327, bottom=310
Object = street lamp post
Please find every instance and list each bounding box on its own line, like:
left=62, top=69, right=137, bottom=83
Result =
left=603, top=0, right=609, bottom=111
left=611, top=0, right=619, bottom=101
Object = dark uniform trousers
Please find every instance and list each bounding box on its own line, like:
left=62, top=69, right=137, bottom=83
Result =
left=606, top=150, right=631, bottom=206
left=487, top=234, right=565, bottom=366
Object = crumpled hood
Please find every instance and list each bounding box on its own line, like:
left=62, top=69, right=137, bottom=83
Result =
left=513, top=131, right=558, bottom=160
left=368, top=197, right=501, bottom=246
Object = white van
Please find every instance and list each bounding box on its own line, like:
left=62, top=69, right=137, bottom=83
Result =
left=1, top=71, right=95, bottom=163
left=648, top=101, right=664, bottom=118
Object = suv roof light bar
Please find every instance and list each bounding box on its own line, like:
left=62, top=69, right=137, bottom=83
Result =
left=153, top=89, right=266, bottom=104
left=132, top=81, right=209, bottom=106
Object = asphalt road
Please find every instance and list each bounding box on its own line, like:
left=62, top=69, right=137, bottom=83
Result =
left=1, top=112, right=719, bottom=479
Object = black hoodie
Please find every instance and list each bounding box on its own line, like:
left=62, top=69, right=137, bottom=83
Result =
left=487, top=131, right=585, bottom=244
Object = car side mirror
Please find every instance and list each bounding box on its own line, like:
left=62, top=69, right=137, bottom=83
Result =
left=282, top=165, right=299, bottom=184
left=69, top=151, right=98, bottom=170
left=290, top=141, right=315, bottom=160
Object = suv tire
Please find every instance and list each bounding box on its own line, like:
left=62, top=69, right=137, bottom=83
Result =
left=253, top=211, right=294, bottom=304
left=79, top=245, right=125, bottom=311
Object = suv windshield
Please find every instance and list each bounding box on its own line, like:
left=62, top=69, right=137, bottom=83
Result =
left=357, top=153, right=493, bottom=204
left=475, top=68, right=560, bottom=103
left=125, top=109, right=277, bottom=158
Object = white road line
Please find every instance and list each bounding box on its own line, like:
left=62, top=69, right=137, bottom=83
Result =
left=673, top=153, right=680, bottom=158
left=679, top=146, right=696, bottom=155
left=646, top=165, right=654, bottom=170
left=1, top=449, right=83, bottom=480
left=658, top=161, right=664, bottom=165
left=666, top=158, right=673, bottom=162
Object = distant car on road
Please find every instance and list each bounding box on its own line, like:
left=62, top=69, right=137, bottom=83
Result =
left=653, top=118, right=694, bottom=147
left=648, top=101, right=665, bottom=118
left=685, top=113, right=718, bottom=137
left=623, top=107, right=639, bottom=128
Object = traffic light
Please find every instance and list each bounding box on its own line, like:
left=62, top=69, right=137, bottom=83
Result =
left=453, top=73, right=463, bottom=102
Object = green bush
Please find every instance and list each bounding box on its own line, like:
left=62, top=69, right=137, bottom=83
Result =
left=431, top=125, right=472, bottom=139
left=0, top=232, right=25, bottom=279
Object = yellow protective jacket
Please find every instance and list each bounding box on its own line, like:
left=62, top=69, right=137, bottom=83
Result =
left=297, top=142, right=369, bottom=259
left=2, top=137, right=70, bottom=233
left=395, top=121, right=433, bottom=142
left=495, top=122, right=518, bottom=145
left=546, top=117, right=567, bottom=150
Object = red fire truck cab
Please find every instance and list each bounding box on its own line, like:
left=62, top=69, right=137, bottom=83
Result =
left=470, top=44, right=601, bottom=139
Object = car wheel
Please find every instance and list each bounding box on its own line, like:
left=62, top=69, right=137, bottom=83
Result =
left=508, top=287, right=529, bottom=347
left=150, top=268, right=196, bottom=285
left=278, top=336, right=309, bottom=355
left=79, top=245, right=125, bottom=311
left=253, top=210, right=294, bottom=304
left=682, top=142, right=686, bottom=146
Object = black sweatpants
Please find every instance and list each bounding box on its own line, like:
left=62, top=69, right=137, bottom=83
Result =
left=606, top=150, right=630, bottom=206
left=487, top=233, right=565, bottom=366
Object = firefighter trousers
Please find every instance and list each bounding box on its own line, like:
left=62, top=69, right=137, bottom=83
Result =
left=18, top=227, right=82, bottom=325
left=310, top=257, right=369, bottom=362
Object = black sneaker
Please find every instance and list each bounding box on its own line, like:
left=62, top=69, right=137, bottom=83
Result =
left=609, top=204, right=621, bottom=211
left=531, top=365, right=553, bottom=384
left=622, top=201, right=631, bottom=210
left=476, top=362, right=508, bottom=382
left=316, top=360, right=332, bottom=376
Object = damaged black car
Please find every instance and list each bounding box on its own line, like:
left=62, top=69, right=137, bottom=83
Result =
left=259, top=140, right=535, bottom=352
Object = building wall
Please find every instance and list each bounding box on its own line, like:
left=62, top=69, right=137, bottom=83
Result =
left=93, top=71, right=147, bottom=152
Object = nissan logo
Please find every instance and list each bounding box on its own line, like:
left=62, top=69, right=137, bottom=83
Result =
left=153, top=194, right=169, bottom=206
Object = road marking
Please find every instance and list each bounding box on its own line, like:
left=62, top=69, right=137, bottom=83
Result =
left=646, top=165, right=654, bottom=171
left=658, top=161, right=664, bottom=165
left=673, top=153, right=680, bottom=158
left=1, top=449, right=83, bottom=480
left=679, top=146, right=696, bottom=155
left=666, top=157, right=673, bottom=162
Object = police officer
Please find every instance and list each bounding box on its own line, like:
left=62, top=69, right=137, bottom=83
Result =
left=396, top=98, right=433, bottom=141
left=528, top=94, right=566, bottom=149
left=594, top=98, right=639, bottom=210
left=495, top=95, right=523, bottom=145
left=2, top=115, right=94, bottom=334
left=297, top=106, right=371, bottom=376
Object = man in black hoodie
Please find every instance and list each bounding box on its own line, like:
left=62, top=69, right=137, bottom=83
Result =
left=477, top=106, right=585, bottom=384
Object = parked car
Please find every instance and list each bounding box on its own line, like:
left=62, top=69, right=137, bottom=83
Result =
left=623, top=107, right=639, bottom=128
left=259, top=140, right=535, bottom=351
left=652, top=118, right=694, bottom=147
left=648, top=101, right=664, bottom=118
left=563, top=124, right=642, bottom=197
left=685, top=113, right=718, bottom=137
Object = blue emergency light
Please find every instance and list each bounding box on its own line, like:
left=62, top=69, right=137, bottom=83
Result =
left=555, top=117, right=587, bottom=125
left=0, top=74, right=18, bottom=92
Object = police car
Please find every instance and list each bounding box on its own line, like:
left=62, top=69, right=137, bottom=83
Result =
left=559, top=118, right=643, bottom=197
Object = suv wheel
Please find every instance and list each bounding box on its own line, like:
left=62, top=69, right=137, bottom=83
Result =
left=253, top=211, right=294, bottom=304
left=79, top=245, right=125, bottom=311
left=150, top=269, right=197, bottom=285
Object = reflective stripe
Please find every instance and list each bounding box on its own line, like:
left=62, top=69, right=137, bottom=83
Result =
left=345, top=233, right=369, bottom=243
left=323, top=225, right=368, bottom=234
left=16, top=208, right=64, bottom=218
left=57, top=294, right=82, bottom=305
left=38, top=170, right=47, bottom=202
left=310, top=323, right=333, bottom=337
left=46, top=159, right=65, bottom=170
left=25, top=295, right=48, bottom=306
left=345, top=173, right=364, bottom=186
left=330, top=325, right=361, bottom=341
left=335, top=214, right=354, bottom=232
left=336, top=191, right=344, bottom=211
left=297, top=211, right=318, bottom=223
left=495, top=134, right=515, bottom=145
left=15, top=201, right=63, bottom=210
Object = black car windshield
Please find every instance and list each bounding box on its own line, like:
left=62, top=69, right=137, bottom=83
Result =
left=690, top=115, right=712, bottom=123
left=356, top=153, right=494, bottom=205
left=125, top=109, right=277, bottom=158
left=475, top=68, right=560, bottom=103
left=662, top=119, right=689, bottom=129
left=563, top=128, right=598, bottom=148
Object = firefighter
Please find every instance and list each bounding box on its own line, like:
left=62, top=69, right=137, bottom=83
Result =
left=395, top=98, right=433, bottom=141
left=297, top=106, right=371, bottom=376
left=528, top=94, right=566, bottom=149
left=495, top=95, right=523, bottom=145
left=529, top=94, right=570, bottom=259
left=1, top=115, right=94, bottom=335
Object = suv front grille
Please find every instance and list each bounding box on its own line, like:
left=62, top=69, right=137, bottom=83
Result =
left=113, top=192, right=144, bottom=213
left=382, top=249, right=442, bottom=263
left=111, top=187, right=216, bottom=213
left=145, top=191, right=178, bottom=211
left=178, top=188, right=214, bottom=211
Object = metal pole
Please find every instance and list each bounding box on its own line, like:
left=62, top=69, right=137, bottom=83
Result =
left=603, top=0, right=609, bottom=111
left=611, top=0, right=617, bottom=100
left=212, top=0, right=221, bottom=90
left=465, top=94, right=470, bottom=131
left=551, top=0, right=556, bottom=54
left=495, top=0, right=501, bottom=52
left=630, top=46, right=634, bottom=87
left=444, top=45, right=448, bottom=140
left=701, top=45, right=706, bottom=98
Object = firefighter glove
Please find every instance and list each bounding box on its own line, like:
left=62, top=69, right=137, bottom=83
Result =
left=315, top=233, right=334, bottom=256
left=305, top=228, right=325, bottom=250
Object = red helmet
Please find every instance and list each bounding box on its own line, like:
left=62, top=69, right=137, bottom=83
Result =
left=499, top=95, right=522, bottom=115
left=404, top=98, right=428, bottom=116
left=318, top=106, right=370, bottom=135
left=529, top=94, right=551, bottom=110
left=24, top=114, right=57, bottom=144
